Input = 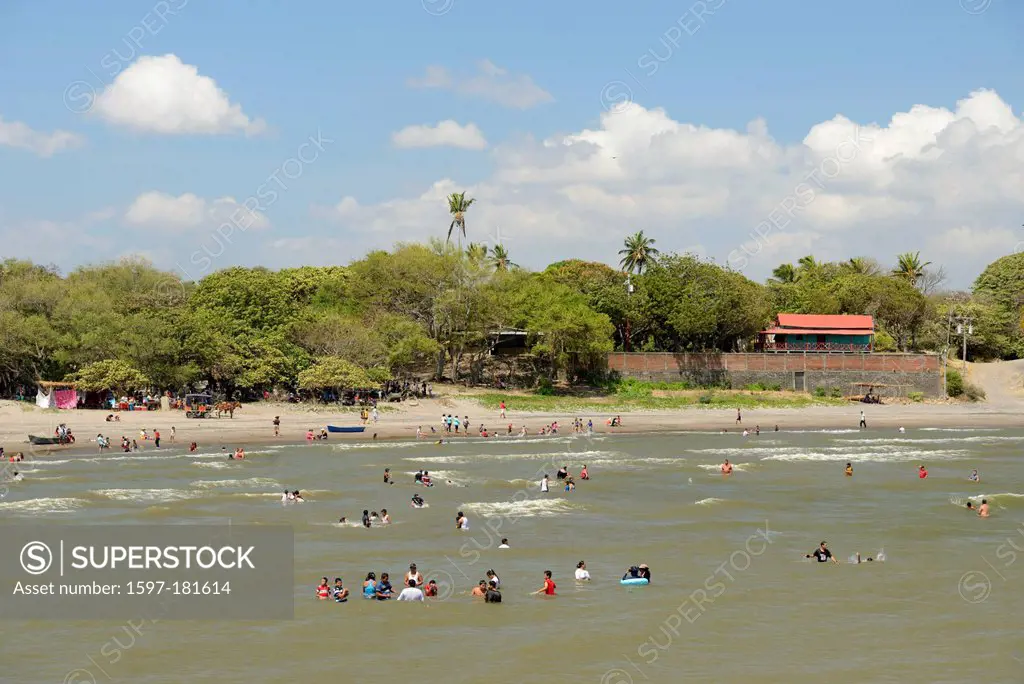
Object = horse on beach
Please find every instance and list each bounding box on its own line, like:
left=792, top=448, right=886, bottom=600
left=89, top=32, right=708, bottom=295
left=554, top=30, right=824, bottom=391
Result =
left=215, top=401, right=242, bottom=418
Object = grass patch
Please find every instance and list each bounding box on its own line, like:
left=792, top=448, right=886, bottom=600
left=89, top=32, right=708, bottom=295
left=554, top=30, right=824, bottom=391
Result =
left=465, top=389, right=845, bottom=412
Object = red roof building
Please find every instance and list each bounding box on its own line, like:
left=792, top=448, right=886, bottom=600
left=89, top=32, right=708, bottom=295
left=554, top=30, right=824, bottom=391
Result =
left=757, top=314, right=874, bottom=353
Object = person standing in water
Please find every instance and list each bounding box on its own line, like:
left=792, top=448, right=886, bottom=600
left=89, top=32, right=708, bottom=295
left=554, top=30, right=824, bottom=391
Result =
left=969, top=469, right=980, bottom=483
left=721, top=459, right=733, bottom=475
left=541, top=474, right=550, bottom=492
left=845, top=463, right=853, bottom=477
left=575, top=561, right=591, bottom=581
left=978, top=499, right=990, bottom=517
left=806, top=541, right=839, bottom=564
left=456, top=511, right=469, bottom=530
left=533, top=570, right=556, bottom=596
left=273, top=416, right=280, bottom=437
left=918, top=465, right=928, bottom=479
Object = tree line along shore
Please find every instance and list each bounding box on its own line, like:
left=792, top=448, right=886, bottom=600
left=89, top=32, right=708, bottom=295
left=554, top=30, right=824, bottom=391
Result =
left=1, top=221, right=1021, bottom=403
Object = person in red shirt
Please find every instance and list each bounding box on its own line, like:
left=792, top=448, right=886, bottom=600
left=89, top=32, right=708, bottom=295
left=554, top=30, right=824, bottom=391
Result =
left=533, top=570, right=556, bottom=596
left=918, top=465, right=928, bottom=479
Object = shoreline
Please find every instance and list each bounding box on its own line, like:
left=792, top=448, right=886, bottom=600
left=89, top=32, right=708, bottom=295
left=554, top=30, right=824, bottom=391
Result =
left=3, top=396, right=1021, bottom=460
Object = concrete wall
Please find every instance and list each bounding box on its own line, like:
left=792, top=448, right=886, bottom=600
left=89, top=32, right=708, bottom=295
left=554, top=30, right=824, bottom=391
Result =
left=606, top=352, right=942, bottom=397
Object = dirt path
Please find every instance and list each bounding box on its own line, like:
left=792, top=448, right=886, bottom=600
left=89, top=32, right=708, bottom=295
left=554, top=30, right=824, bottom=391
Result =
left=968, top=359, right=1024, bottom=406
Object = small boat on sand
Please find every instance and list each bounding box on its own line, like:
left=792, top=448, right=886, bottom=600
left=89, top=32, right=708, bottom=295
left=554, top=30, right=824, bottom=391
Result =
left=28, top=435, right=66, bottom=445
left=326, top=426, right=366, bottom=434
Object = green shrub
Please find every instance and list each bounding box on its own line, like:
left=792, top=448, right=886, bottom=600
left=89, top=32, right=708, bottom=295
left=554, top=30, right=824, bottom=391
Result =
left=767, top=383, right=782, bottom=392
left=698, top=392, right=713, bottom=404
left=745, top=383, right=766, bottom=391
left=964, top=383, right=986, bottom=402
left=536, top=378, right=555, bottom=396
left=813, top=386, right=826, bottom=398
left=946, top=369, right=964, bottom=397
left=829, top=387, right=842, bottom=398
left=907, top=391, right=924, bottom=403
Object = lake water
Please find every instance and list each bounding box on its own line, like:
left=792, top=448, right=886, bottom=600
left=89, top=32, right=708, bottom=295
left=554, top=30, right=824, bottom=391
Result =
left=3, top=428, right=1023, bottom=683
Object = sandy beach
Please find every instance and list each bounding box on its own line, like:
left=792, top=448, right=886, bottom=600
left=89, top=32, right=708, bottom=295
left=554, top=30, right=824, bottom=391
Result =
left=3, top=360, right=1021, bottom=457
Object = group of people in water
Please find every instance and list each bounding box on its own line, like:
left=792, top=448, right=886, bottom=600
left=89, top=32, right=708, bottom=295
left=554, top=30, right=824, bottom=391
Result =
left=540, top=464, right=589, bottom=492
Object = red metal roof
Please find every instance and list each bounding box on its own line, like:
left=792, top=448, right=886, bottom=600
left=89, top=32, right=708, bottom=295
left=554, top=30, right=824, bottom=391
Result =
left=760, top=327, right=874, bottom=336
left=775, top=314, right=874, bottom=331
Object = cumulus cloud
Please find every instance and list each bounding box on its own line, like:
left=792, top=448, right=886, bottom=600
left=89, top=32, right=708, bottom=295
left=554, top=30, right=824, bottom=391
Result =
left=314, top=88, right=1024, bottom=287
left=0, top=116, right=83, bottom=156
left=407, top=60, right=553, bottom=109
left=125, top=191, right=269, bottom=230
left=92, top=54, right=266, bottom=135
left=392, top=120, right=487, bottom=149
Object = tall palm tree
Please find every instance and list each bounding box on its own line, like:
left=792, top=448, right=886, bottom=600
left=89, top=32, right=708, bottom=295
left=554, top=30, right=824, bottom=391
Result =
left=796, top=255, right=819, bottom=273
left=618, top=231, right=660, bottom=274
left=844, top=257, right=879, bottom=275
left=893, top=251, right=932, bottom=287
left=490, top=244, right=516, bottom=272
left=446, top=192, right=476, bottom=246
left=770, top=263, right=797, bottom=283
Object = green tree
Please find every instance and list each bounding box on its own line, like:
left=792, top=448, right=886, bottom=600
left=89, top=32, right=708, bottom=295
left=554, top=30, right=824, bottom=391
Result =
left=618, top=231, right=660, bottom=274
left=489, top=244, right=516, bottom=272
left=68, top=359, right=149, bottom=395
left=446, top=192, right=476, bottom=245
left=770, top=263, right=797, bottom=283
left=893, top=252, right=932, bottom=287
left=297, top=357, right=375, bottom=392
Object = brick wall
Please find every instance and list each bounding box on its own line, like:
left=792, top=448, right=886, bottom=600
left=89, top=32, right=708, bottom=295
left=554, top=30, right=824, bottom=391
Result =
left=607, top=352, right=942, bottom=397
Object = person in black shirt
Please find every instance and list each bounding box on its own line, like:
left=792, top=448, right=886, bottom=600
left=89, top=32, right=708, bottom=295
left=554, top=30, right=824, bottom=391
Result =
left=806, top=541, right=839, bottom=564
left=484, top=581, right=502, bottom=603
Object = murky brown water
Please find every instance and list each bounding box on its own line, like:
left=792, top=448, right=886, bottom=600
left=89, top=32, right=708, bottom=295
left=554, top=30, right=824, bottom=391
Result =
left=3, top=427, right=1023, bottom=683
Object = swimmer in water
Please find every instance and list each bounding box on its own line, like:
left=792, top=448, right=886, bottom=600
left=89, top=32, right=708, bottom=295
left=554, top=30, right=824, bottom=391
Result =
left=575, top=561, right=591, bottom=581
left=411, top=494, right=425, bottom=508
left=898, top=426, right=906, bottom=433
left=978, top=499, right=990, bottom=517
left=471, top=580, right=487, bottom=597
left=805, top=541, right=839, bottom=564
left=580, top=465, right=589, bottom=480
left=498, top=538, right=510, bottom=549
left=845, top=463, right=853, bottom=477
left=380, top=508, right=391, bottom=524
left=532, top=570, right=556, bottom=596
left=339, top=516, right=347, bottom=524
left=969, top=469, right=980, bottom=483
left=384, top=468, right=391, bottom=484
left=292, top=490, right=303, bottom=502
left=918, top=464, right=928, bottom=479
left=362, top=509, right=371, bottom=528
left=966, top=501, right=975, bottom=511
left=721, top=459, right=733, bottom=475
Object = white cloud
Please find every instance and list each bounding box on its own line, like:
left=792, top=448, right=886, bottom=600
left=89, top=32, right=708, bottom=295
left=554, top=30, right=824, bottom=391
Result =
left=92, top=54, right=266, bottom=135
left=392, top=120, right=487, bottom=150
left=315, top=88, right=1024, bottom=287
left=407, top=60, right=553, bottom=109
left=125, top=191, right=269, bottom=230
left=0, top=116, right=83, bottom=156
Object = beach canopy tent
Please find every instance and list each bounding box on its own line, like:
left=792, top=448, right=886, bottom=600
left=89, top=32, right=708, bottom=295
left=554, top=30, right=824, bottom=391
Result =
left=36, top=381, right=79, bottom=409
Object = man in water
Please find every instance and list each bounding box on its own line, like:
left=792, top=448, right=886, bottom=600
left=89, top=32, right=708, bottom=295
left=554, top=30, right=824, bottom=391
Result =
left=384, top=468, right=391, bottom=484
left=721, top=459, right=733, bottom=475
left=484, top=583, right=502, bottom=603
left=918, top=465, right=928, bottom=479
left=969, top=469, right=980, bottom=483
left=471, top=580, right=487, bottom=597
left=332, top=578, right=349, bottom=602
left=806, top=541, right=839, bottom=564
left=966, top=501, right=975, bottom=511
left=411, top=494, right=425, bottom=508
left=978, top=499, right=990, bottom=518
left=498, top=538, right=510, bottom=549
left=396, top=579, right=425, bottom=601
left=405, top=563, right=423, bottom=587
left=845, top=463, right=853, bottom=477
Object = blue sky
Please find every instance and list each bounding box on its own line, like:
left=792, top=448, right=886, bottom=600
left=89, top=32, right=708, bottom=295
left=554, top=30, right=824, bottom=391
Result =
left=0, top=0, right=1020, bottom=286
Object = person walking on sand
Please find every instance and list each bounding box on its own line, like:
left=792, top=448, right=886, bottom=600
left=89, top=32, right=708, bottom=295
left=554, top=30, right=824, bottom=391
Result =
left=859, top=410, right=867, bottom=429
left=154, top=429, right=161, bottom=448
left=273, top=416, right=280, bottom=437
left=170, top=426, right=175, bottom=443
left=371, top=406, right=379, bottom=424
left=500, top=401, right=506, bottom=419
left=736, top=408, right=742, bottom=424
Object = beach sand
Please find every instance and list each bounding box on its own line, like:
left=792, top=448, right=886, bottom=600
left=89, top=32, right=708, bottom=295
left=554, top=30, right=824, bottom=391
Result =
left=4, top=360, right=1021, bottom=456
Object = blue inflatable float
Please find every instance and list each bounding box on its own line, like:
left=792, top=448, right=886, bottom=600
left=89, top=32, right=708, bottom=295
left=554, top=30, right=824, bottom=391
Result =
left=620, top=577, right=649, bottom=586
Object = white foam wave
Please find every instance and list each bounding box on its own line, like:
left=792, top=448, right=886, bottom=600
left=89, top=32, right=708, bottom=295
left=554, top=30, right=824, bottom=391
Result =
left=760, top=449, right=969, bottom=463
left=695, top=497, right=725, bottom=505
left=461, top=498, right=582, bottom=518
left=189, top=478, right=281, bottom=490
left=0, top=497, right=84, bottom=513
left=91, top=488, right=197, bottom=503
left=192, top=462, right=233, bottom=469
left=697, top=463, right=757, bottom=472
left=835, top=436, right=1024, bottom=445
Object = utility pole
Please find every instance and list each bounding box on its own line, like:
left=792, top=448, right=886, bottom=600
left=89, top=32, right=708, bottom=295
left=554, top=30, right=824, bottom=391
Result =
left=954, top=315, right=973, bottom=366
left=624, top=273, right=634, bottom=352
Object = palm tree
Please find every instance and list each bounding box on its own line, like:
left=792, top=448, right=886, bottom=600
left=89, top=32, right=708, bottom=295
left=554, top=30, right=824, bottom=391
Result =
left=446, top=192, right=475, bottom=246
left=465, top=242, right=488, bottom=264
left=796, top=255, right=818, bottom=273
left=618, top=231, right=660, bottom=274
left=770, top=263, right=797, bottom=283
left=490, top=244, right=516, bottom=272
left=844, top=257, right=879, bottom=275
left=893, top=251, right=932, bottom=287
